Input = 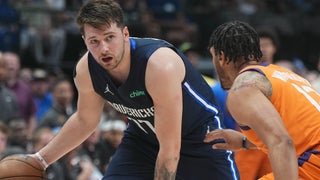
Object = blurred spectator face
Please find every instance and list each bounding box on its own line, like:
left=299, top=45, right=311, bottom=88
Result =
left=3, top=52, right=20, bottom=80
left=100, top=120, right=126, bottom=148
left=102, top=130, right=123, bottom=148
left=31, top=69, right=50, bottom=98
left=185, top=50, right=201, bottom=68
left=7, top=117, right=28, bottom=147
left=19, top=68, right=33, bottom=84
left=53, top=80, right=74, bottom=108
left=260, top=37, right=276, bottom=63
left=32, top=80, right=50, bottom=98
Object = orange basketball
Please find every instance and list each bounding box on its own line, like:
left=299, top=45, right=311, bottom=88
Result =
left=0, top=154, right=47, bottom=180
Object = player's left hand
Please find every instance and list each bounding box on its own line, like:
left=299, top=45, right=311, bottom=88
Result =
left=203, top=129, right=244, bottom=151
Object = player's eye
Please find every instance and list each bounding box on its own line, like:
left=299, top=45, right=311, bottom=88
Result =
left=90, top=39, right=99, bottom=45
left=106, top=35, right=114, bottom=42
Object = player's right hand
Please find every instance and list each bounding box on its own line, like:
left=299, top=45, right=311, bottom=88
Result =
left=204, top=129, right=245, bottom=151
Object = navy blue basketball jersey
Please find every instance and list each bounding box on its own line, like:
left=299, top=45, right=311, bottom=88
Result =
left=88, top=37, right=222, bottom=142
left=88, top=37, right=238, bottom=179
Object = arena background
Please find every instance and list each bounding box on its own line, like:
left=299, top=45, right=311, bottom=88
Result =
left=1, top=0, right=319, bottom=79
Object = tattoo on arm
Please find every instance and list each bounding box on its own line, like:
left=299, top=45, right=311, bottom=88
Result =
left=231, top=71, right=272, bottom=98
left=154, top=159, right=177, bottom=180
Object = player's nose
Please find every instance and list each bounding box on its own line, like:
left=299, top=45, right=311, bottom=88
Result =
left=101, top=41, right=110, bottom=53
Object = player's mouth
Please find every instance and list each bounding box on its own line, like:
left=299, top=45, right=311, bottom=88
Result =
left=101, top=56, right=113, bottom=64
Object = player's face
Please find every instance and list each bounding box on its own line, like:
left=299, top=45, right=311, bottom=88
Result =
left=210, top=47, right=233, bottom=90
left=83, top=23, right=129, bottom=71
left=259, top=37, right=276, bottom=63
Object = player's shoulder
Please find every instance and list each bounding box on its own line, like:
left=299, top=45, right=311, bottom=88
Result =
left=73, top=51, right=95, bottom=91
left=74, top=51, right=90, bottom=78
left=233, top=70, right=272, bottom=98
left=148, top=47, right=183, bottom=70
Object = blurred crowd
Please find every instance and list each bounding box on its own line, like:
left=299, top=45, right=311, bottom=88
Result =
left=0, top=0, right=320, bottom=179
left=1, top=0, right=319, bottom=72
left=0, top=51, right=128, bottom=179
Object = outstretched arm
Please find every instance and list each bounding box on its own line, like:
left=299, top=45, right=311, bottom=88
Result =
left=146, top=47, right=185, bottom=180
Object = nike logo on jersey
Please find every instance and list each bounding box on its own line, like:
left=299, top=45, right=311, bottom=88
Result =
left=104, top=84, right=114, bottom=95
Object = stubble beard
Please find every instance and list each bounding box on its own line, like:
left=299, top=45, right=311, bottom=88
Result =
left=113, top=42, right=126, bottom=70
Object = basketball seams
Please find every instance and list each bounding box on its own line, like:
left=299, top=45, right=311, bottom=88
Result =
left=0, top=155, right=47, bottom=180
left=1, top=175, right=47, bottom=179
left=1, top=158, right=43, bottom=171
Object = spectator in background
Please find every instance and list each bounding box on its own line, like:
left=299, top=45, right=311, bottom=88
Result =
left=119, top=0, right=147, bottom=23
left=275, top=59, right=298, bottom=72
left=46, top=69, right=62, bottom=92
left=0, top=122, right=8, bottom=160
left=4, top=116, right=30, bottom=155
left=24, top=12, right=66, bottom=70
left=37, top=78, right=76, bottom=130
left=60, top=144, right=104, bottom=180
left=79, top=127, right=109, bottom=174
left=180, top=42, right=216, bottom=86
left=3, top=52, right=37, bottom=138
left=32, top=127, right=66, bottom=180
left=31, top=68, right=53, bottom=121
left=0, top=0, right=21, bottom=53
left=257, top=27, right=279, bottom=64
left=0, top=52, right=18, bottom=123
left=19, top=67, right=33, bottom=85
left=33, top=126, right=103, bottom=179
left=99, top=119, right=126, bottom=172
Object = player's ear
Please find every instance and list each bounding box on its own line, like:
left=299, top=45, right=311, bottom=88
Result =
left=123, top=26, right=129, bottom=38
left=218, top=51, right=227, bottom=66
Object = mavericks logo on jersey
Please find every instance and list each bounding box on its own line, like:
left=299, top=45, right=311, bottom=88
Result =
left=107, top=102, right=154, bottom=118
left=130, top=90, right=145, bottom=98
left=107, top=101, right=155, bottom=134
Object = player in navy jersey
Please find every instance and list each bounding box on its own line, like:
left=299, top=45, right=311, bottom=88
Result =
left=29, top=0, right=239, bottom=179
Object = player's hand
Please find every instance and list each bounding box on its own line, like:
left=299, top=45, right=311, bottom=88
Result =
left=203, top=129, right=244, bottom=151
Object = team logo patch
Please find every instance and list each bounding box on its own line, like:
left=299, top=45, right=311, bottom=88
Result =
left=104, top=84, right=114, bottom=95
left=130, top=90, right=145, bottom=98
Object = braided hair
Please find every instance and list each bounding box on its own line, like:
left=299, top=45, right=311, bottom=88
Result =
left=208, top=21, right=262, bottom=64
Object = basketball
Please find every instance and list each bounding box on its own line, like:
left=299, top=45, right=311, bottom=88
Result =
left=0, top=154, right=47, bottom=180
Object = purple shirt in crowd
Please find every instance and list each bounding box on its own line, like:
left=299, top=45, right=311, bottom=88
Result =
left=7, top=80, right=37, bottom=122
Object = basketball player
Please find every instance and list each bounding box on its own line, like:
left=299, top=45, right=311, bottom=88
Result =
left=204, top=20, right=320, bottom=179
left=30, top=0, right=239, bottom=179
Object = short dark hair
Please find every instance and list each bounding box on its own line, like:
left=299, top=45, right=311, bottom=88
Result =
left=256, top=27, right=280, bottom=49
left=208, top=21, right=262, bottom=64
left=76, top=0, right=125, bottom=35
